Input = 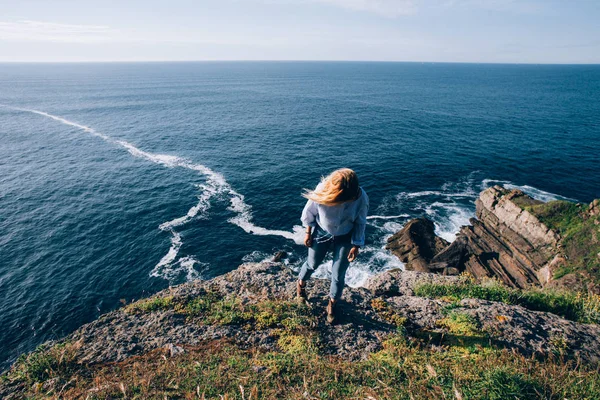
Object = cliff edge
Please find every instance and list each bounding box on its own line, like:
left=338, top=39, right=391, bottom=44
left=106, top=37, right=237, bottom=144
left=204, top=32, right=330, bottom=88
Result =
left=2, top=261, right=600, bottom=399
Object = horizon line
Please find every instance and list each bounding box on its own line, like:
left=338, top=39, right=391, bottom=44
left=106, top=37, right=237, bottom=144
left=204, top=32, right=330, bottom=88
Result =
left=0, top=59, right=599, bottom=66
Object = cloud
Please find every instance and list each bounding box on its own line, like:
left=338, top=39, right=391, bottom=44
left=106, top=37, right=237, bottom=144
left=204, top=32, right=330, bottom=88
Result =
left=0, top=20, right=115, bottom=43
left=440, top=0, right=542, bottom=13
left=281, top=0, right=539, bottom=17
left=0, top=19, right=295, bottom=47
left=309, top=0, right=418, bottom=17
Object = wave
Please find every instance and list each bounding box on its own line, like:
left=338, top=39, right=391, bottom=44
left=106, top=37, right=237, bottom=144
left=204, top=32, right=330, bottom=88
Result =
left=386, top=175, right=572, bottom=243
left=367, top=214, right=410, bottom=220
left=481, top=179, right=576, bottom=202
left=5, top=105, right=303, bottom=281
left=151, top=256, right=207, bottom=282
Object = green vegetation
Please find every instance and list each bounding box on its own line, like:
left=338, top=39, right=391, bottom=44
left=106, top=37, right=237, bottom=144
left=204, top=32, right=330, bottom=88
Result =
left=472, top=367, right=543, bottom=400
left=522, top=200, right=581, bottom=233
left=415, top=279, right=600, bottom=325
left=4, top=333, right=599, bottom=399
left=520, top=199, right=600, bottom=284
left=124, top=295, right=175, bottom=314
left=4, top=288, right=600, bottom=398
left=185, top=292, right=316, bottom=330
left=371, top=297, right=407, bottom=328
left=4, top=342, right=80, bottom=389
left=437, top=312, right=483, bottom=337
left=124, top=290, right=316, bottom=332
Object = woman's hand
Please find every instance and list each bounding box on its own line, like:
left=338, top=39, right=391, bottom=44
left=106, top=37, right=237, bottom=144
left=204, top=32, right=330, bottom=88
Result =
left=304, top=233, right=313, bottom=248
left=347, top=246, right=359, bottom=262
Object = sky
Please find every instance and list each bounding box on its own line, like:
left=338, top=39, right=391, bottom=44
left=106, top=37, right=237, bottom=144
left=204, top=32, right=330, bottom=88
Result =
left=0, top=0, right=599, bottom=63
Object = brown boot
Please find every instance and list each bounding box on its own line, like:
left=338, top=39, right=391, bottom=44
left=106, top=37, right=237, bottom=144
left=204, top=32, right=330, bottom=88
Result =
left=326, top=298, right=337, bottom=324
left=296, top=280, right=307, bottom=303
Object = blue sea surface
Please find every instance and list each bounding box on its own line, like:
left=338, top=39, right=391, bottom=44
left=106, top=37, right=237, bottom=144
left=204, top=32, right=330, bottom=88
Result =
left=1, top=62, right=599, bottom=369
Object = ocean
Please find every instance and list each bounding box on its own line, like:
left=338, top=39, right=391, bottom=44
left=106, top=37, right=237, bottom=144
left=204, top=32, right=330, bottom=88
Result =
left=1, top=61, right=599, bottom=369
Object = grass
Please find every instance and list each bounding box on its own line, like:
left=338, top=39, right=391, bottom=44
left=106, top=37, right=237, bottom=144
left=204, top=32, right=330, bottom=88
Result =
left=124, top=290, right=316, bottom=332
left=4, top=286, right=600, bottom=398
left=437, top=312, right=483, bottom=337
left=518, top=199, right=600, bottom=284
left=4, top=334, right=600, bottom=399
left=2, top=341, right=81, bottom=392
left=521, top=200, right=582, bottom=235
left=415, top=278, right=600, bottom=325
left=124, top=295, right=175, bottom=314
left=371, top=297, right=408, bottom=328
left=184, top=292, right=316, bottom=330
left=3, top=293, right=600, bottom=399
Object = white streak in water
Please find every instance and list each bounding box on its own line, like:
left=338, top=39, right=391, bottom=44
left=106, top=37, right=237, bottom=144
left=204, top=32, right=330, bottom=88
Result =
left=4, top=105, right=304, bottom=280
left=367, top=214, right=409, bottom=220
left=481, top=179, right=575, bottom=202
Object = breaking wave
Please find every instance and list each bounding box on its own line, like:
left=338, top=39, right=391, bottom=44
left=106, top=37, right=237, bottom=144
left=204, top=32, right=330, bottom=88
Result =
left=5, top=106, right=304, bottom=281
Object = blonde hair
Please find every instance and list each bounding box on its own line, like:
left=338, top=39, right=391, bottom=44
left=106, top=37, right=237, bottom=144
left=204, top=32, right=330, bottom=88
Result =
left=303, top=168, right=360, bottom=206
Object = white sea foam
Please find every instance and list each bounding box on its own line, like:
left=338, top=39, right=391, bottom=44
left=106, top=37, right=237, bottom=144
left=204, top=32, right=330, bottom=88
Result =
left=367, top=214, right=410, bottom=220
left=481, top=179, right=575, bottom=202
left=226, top=191, right=306, bottom=244
left=151, top=256, right=206, bottom=282
left=307, top=244, right=405, bottom=288
left=424, top=201, right=473, bottom=242
left=389, top=176, right=573, bottom=244
left=8, top=106, right=303, bottom=281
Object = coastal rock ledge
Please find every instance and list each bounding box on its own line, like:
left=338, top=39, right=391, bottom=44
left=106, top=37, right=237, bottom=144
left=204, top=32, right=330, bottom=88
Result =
left=387, top=185, right=600, bottom=291
left=4, top=261, right=600, bottom=397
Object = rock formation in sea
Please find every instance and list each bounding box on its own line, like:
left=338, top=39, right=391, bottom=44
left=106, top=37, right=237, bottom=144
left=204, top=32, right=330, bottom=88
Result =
left=386, top=185, right=600, bottom=292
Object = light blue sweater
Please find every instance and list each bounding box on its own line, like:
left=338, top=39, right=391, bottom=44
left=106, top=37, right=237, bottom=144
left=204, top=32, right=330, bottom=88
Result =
left=300, top=187, right=369, bottom=246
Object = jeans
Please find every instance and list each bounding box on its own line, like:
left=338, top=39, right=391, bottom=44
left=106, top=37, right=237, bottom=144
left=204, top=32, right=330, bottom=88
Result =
left=298, top=225, right=353, bottom=301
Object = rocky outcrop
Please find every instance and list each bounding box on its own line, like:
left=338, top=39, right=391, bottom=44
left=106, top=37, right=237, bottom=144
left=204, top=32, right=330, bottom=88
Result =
left=9, top=262, right=600, bottom=368
left=3, top=261, right=600, bottom=398
left=590, top=199, right=600, bottom=217
left=387, top=186, right=565, bottom=288
left=385, top=218, right=449, bottom=272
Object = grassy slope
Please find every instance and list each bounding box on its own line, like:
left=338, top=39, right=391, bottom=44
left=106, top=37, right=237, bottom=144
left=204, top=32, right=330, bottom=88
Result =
left=2, top=292, right=600, bottom=400
left=514, top=198, right=600, bottom=285
left=414, top=278, right=600, bottom=325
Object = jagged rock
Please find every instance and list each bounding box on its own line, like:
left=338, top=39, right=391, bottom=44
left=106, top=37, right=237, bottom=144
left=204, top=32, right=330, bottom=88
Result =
left=272, top=251, right=288, bottom=262
left=388, top=186, right=564, bottom=289
left=590, top=199, right=600, bottom=217
left=383, top=296, right=600, bottom=364
left=385, top=218, right=449, bottom=272
left=461, top=187, right=561, bottom=287
left=429, top=235, right=469, bottom=272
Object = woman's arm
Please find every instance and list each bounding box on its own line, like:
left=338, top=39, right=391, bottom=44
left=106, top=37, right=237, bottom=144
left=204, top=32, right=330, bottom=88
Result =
left=351, top=192, right=369, bottom=247
left=349, top=192, right=369, bottom=261
left=301, top=199, right=318, bottom=247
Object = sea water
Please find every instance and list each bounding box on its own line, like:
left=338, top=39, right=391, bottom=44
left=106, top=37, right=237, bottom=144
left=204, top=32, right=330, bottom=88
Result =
left=1, top=61, right=599, bottom=368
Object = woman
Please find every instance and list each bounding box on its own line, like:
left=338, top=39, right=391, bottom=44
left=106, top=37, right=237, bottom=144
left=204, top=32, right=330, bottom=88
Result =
left=297, top=168, right=369, bottom=324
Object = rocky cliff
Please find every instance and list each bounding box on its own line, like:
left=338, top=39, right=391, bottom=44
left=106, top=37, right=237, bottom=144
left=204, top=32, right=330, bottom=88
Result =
left=2, top=261, right=600, bottom=399
left=387, top=185, right=600, bottom=292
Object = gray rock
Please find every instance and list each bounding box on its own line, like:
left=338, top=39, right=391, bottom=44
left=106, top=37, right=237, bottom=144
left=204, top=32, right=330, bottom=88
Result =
left=385, top=187, right=569, bottom=289
left=364, top=269, right=460, bottom=297
left=7, top=262, right=600, bottom=373
left=385, top=218, right=449, bottom=272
